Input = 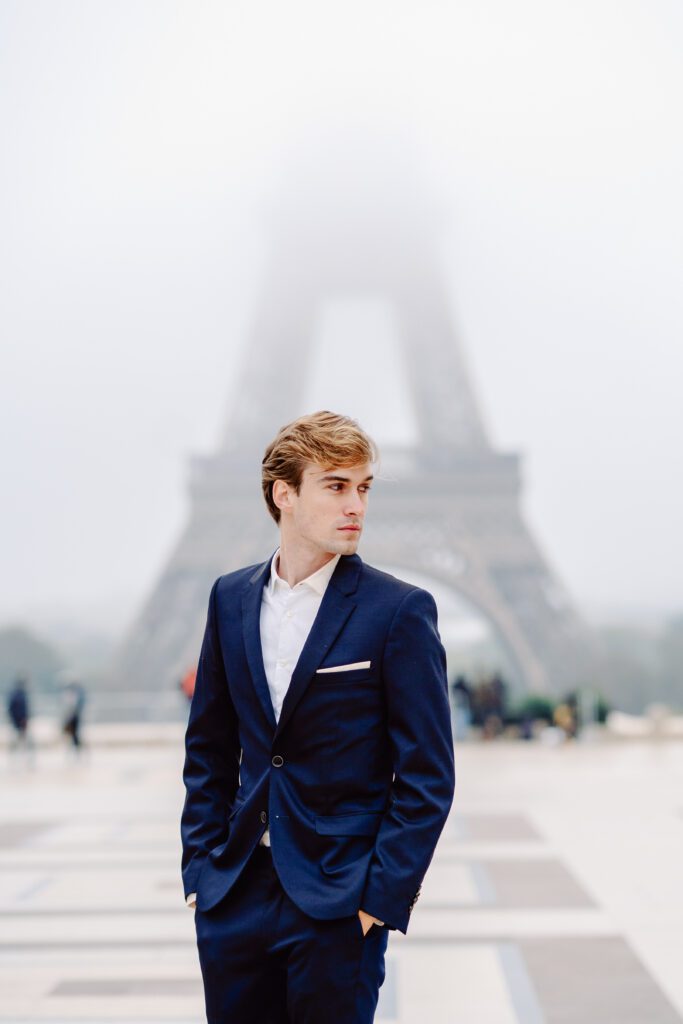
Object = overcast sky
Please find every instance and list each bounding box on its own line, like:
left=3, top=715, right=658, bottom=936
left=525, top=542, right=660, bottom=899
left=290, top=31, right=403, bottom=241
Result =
left=1, top=0, right=682, bottom=637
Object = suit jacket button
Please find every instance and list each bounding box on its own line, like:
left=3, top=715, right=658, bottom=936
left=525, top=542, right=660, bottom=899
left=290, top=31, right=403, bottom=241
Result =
left=272, top=755, right=284, bottom=767
left=260, top=811, right=267, bottom=823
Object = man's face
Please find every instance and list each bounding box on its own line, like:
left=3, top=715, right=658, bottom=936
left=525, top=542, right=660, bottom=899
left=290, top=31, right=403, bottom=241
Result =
left=277, top=462, right=373, bottom=556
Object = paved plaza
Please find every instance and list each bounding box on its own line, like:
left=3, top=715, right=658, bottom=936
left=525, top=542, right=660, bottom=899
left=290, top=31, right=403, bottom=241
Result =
left=1, top=736, right=682, bottom=1023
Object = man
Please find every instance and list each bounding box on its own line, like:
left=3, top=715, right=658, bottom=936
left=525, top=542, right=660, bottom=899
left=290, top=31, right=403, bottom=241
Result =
left=181, top=411, right=455, bottom=1023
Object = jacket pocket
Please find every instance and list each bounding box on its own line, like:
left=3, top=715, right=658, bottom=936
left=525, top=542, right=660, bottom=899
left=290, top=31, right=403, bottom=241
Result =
left=314, top=667, right=373, bottom=684
left=315, top=811, right=383, bottom=836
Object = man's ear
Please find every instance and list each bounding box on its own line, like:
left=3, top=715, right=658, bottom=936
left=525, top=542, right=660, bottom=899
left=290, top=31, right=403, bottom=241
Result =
left=272, top=480, right=293, bottom=514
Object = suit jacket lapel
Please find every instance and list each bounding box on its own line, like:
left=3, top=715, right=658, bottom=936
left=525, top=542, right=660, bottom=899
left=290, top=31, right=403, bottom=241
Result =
left=241, top=557, right=278, bottom=732
left=274, top=554, right=362, bottom=739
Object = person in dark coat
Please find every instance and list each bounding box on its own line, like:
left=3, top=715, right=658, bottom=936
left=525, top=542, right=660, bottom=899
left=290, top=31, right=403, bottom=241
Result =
left=450, top=674, right=472, bottom=741
left=6, top=676, right=33, bottom=761
left=62, top=681, right=86, bottom=753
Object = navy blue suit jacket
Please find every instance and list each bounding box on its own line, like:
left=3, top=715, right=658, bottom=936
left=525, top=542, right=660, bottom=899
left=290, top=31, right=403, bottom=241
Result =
left=181, top=553, right=455, bottom=934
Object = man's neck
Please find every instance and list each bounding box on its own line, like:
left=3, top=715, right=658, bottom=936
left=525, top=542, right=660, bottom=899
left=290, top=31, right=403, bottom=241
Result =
left=276, top=542, right=338, bottom=588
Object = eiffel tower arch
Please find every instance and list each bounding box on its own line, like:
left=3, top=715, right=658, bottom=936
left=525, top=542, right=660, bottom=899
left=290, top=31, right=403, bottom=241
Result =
left=116, top=147, right=591, bottom=700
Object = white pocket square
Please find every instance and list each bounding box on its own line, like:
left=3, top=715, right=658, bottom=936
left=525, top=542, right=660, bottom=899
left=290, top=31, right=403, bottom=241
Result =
left=316, top=661, right=371, bottom=674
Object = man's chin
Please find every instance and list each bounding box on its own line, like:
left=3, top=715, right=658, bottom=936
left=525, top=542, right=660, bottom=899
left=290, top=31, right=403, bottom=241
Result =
left=330, top=532, right=361, bottom=554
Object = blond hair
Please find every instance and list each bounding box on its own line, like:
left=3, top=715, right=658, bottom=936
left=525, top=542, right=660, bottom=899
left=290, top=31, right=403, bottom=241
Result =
left=261, top=411, right=378, bottom=524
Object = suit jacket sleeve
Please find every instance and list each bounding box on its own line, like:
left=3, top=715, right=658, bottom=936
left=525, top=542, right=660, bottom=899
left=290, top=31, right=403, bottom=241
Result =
left=180, top=578, right=241, bottom=898
left=360, top=587, right=455, bottom=933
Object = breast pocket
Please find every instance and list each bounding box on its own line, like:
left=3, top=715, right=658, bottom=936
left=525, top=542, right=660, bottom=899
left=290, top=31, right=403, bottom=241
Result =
left=314, top=667, right=374, bottom=684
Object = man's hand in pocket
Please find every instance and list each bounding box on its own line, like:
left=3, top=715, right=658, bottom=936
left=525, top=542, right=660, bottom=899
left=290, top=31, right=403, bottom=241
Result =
left=358, top=909, right=383, bottom=936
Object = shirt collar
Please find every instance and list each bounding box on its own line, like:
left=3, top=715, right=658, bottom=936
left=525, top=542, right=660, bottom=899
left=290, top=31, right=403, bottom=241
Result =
left=269, top=548, right=341, bottom=596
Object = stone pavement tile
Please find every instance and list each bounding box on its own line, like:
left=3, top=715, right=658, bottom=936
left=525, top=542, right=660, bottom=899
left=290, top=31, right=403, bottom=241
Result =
left=0, top=869, right=185, bottom=912
left=391, top=942, right=520, bottom=1024
left=484, top=860, right=595, bottom=909
left=10, top=995, right=205, bottom=1021
left=0, top=849, right=177, bottom=870
left=451, top=814, right=542, bottom=842
left=404, top=908, right=616, bottom=940
left=0, top=871, right=54, bottom=906
left=0, top=911, right=196, bottom=946
left=438, top=842, right=551, bottom=861
left=26, top=821, right=178, bottom=851
left=519, top=937, right=682, bottom=1024
left=420, top=861, right=483, bottom=907
left=421, top=859, right=595, bottom=910
left=0, top=823, right=59, bottom=848
left=51, top=978, right=202, bottom=996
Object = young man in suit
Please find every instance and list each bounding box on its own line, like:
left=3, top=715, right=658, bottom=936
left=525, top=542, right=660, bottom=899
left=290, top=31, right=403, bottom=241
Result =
left=181, top=411, right=455, bottom=1024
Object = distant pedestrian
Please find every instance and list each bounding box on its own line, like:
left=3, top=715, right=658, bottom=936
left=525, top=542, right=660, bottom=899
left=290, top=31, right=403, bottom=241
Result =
left=553, top=702, right=575, bottom=741
left=565, top=691, right=580, bottom=738
left=6, top=675, right=34, bottom=763
left=490, top=673, right=507, bottom=720
left=179, top=666, right=197, bottom=704
left=483, top=672, right=507, bottom=739
left=62, top=681, right=86, bottom=754
left=450, top=674, right=472, bottom=741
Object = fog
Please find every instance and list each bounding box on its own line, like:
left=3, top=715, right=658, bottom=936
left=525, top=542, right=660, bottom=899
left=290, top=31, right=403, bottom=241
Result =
left=1, top=0, right=682, bottom=639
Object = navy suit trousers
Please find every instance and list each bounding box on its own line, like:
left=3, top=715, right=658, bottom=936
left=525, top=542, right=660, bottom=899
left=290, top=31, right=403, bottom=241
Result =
left=195, top=846, right=389, bottom=1024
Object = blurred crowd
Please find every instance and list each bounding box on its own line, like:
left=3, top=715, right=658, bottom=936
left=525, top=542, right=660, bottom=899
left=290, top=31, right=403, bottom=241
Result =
left=5, top=675, right=86, bottom=764
left=449, top=672, right=608, bottom=743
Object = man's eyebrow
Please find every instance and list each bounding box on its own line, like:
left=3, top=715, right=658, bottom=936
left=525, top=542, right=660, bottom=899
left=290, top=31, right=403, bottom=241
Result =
left=317, top=474, right=374, bottom=484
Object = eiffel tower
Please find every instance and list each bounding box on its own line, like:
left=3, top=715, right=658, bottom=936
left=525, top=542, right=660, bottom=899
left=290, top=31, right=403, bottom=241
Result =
left=117, top=143, right=590, bottom=700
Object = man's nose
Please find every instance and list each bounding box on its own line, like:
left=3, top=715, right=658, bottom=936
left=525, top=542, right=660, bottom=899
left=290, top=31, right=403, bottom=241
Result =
left=344, top=494, right=365, bottom=517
